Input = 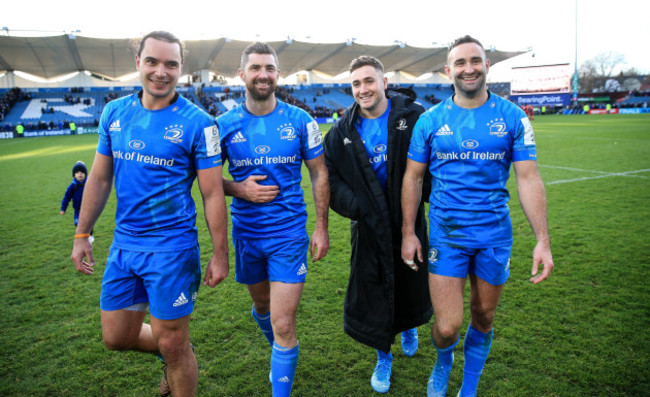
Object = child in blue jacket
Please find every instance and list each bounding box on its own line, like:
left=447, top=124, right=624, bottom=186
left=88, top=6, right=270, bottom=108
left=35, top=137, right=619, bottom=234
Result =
left=61, top=161, right=93, bottom=241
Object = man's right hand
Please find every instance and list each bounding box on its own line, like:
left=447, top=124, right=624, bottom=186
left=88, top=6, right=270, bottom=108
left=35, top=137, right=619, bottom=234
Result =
left=241, top=175, right=280, bottom=203
left=71, top=238, right=95, bottom=275
left=401, top=233, right=423, bottom=270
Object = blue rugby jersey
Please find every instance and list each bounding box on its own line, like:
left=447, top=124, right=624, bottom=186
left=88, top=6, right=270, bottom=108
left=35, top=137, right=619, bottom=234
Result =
left=408, top=92, right=537, bottom=247
left=356, top=100, right=391, bottom=190
left=97, top=93, right=222, bottom=251
left=216, top=100, right=323, bottom=238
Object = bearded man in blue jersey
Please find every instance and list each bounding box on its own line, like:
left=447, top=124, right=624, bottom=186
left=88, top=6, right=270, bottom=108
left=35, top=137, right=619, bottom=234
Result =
left=216, top=42, right=330, bottom=397
left=401, top=35, right=555, bottom=397
left=71, top=31, right=229, bottom=397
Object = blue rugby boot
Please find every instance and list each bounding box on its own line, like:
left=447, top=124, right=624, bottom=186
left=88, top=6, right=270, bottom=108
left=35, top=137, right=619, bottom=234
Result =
left=370, top=350, right=393, bottom=393
left=401, top=328, right=419, bottom=357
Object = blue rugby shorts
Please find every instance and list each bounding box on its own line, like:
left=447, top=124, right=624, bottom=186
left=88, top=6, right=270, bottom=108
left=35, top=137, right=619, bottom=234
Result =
left=234, top=235, right=309, bottom=284
left=100, top=245, right=201, bottom=320
left=427, top=242, right=511, bottom=286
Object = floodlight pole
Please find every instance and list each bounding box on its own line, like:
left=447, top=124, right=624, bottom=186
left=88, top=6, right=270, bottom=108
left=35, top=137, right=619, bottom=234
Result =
left=572, top=0, right=579, bottom=103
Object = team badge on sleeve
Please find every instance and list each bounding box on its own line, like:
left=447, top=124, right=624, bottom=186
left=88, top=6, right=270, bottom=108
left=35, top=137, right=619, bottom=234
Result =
left=307, top=121, right=322, bottom=149
left=204, top=125, right=221, bottom=157
left=520, top=117, right=536, bottom=146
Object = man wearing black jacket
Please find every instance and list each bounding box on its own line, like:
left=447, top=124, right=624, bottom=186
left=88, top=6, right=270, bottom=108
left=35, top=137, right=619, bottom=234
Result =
left=323, top=56, right=432, bottom=394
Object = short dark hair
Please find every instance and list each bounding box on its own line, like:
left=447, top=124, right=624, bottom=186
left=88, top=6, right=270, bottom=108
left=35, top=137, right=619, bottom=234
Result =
left=240, top=42, right=279, bottom=70
left=349, top=55, right=384, bottom=74
left=448, top=35, right=485, bottom=58
left=133, top=31, right=185, bottom=63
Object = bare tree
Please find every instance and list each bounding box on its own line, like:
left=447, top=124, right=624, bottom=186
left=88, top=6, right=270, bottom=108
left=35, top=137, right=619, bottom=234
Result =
left=591, top=51, right=626, bottom=78
left=578, top=52, right=627, bottom=93
left=578, top=59, right=598, bottom=93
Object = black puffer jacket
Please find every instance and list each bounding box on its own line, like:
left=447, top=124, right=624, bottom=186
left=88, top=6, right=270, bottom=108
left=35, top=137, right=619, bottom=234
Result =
left=323, top=88, right=432, bottom=352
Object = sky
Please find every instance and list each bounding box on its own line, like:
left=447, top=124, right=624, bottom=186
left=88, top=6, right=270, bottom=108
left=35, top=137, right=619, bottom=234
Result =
left=3, top=0, right=649, bottom=79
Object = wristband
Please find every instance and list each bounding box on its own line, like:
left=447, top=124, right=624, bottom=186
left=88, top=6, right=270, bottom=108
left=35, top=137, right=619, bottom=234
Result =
left=74, top=233, right=91, bottom=238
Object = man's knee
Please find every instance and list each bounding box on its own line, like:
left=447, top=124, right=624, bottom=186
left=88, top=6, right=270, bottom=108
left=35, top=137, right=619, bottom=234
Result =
left=102, top=330, right=136, bottom=351
left=157, top=333, right=191, bottom=362
left=469, top=305, right=496, bottom=331
left=434, top=318, right=462, bottom=341
left=252, top=296, right=271, bottom=315
left=271, top=315, right=295, bottom=340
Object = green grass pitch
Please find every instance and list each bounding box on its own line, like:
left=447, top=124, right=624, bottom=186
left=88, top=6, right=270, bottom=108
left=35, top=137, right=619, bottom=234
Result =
left=0, top=113, right=648, bottom=396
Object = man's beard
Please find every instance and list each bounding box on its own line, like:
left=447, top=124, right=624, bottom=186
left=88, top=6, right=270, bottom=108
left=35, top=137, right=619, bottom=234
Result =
left=454, top=72, right=486, bottom=98
left=248, top=79, right=276, bottom=101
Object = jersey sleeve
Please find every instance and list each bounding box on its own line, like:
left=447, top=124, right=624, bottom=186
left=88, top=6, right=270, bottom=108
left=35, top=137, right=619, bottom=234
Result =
left=301, top=113, right=323, bottom=160
left=407, top=115, right=432, bottom=164
left=97, top=102, right=114, bottom=156
left=512, top=114, right=538, bottom=162
left=194, top=120, right=223, bottom=170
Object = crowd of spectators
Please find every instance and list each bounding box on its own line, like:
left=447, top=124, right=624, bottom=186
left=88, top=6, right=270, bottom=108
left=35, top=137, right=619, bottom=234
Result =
left=276, top=86, right=314, bottom=116
left=195, top=86, right=244, bottom=117
left=615, top=101, right=648, bottom=109
left=104, top=92, right=120, bottom=103
left=1, top=88, right=30, bottom=122
left=63, top=94, right=91, bottom=105
left=2, top=83, right=649, bottom=135
left=628, top=89, right=650, bottom=97
left=423, top=94, right=442, bottom=105
left=1, top=119, right=81, bottom=132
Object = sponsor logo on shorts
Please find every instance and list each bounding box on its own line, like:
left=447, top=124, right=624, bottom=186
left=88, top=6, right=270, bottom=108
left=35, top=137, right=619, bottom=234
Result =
left=297, top=263, right=307, bottom=276
left=173, top=292, right=189, bottom=307
left=428, top=248, right=439, bottom=263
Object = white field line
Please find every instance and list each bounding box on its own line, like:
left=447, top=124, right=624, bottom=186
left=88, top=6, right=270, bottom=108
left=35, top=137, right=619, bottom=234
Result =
left=540, top=165, right=650, bottom=185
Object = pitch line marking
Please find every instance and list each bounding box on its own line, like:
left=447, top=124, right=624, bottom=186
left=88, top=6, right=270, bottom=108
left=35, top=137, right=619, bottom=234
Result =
left=540, top=165, right=650, bottom=185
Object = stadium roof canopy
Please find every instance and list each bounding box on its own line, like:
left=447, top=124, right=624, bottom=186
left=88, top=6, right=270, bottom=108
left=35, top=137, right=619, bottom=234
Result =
left=0, top=35, right=525, bottom=80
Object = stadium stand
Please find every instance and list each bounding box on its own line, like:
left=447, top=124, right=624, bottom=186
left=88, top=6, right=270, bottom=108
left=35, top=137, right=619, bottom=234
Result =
left=2, top=81, right=646, bottom=134
left=617, top=90, right=649, bottom=107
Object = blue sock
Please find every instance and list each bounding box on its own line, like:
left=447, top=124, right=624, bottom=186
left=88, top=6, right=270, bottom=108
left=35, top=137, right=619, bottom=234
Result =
left=377, top=349, right=393, bottom=362
left=252, top=305, right=274, bottom=346
left=433, top=334, right=459, bottom=369
left=460, top=325, right=493, bottom=396
left=271, top=342, right=299, bottom=397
